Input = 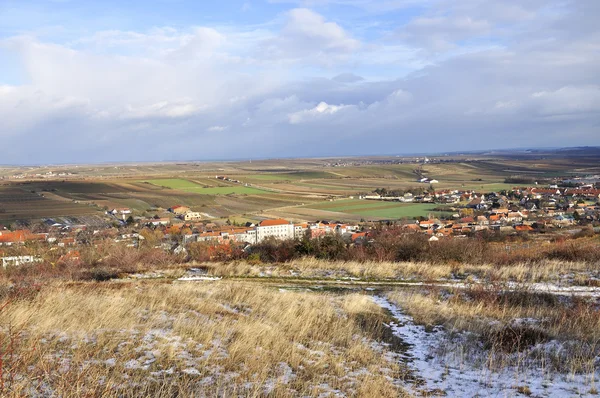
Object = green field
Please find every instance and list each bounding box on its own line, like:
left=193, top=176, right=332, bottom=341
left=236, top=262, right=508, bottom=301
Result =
left=349, top=203, right=445, bottom=218
left=144, top=179, right=268, bottom=195
left=306, top=199, right=447, bottom=219
left=453, top=183, right=517, bottom=192
left=246, top=172, right=335, bottom=181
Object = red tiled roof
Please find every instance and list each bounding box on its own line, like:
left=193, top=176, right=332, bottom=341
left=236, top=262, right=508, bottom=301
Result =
left=515, top=225, right=534, bottom=232
left=351, top=232, right=367, bottom=241
left=0, top=230, right=45, bottom=243
left=259, top=219, right=290, bottom=227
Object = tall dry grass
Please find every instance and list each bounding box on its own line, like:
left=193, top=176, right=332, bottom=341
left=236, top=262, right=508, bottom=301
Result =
left=204, top=257, right=599, bottom=285
left=386, top=287, right=600, bottom=374
left=0, top=281, right=407, bottom=397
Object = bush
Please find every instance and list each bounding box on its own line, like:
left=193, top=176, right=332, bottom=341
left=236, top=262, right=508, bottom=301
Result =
left=82, top=268, right=120, bottom=282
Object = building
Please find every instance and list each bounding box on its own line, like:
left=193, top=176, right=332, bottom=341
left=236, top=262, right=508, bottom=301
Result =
left=170, top=205, right=191, bottom=215
left=0, top=230, right=46, bottom=246
left=256, top=219, right=296, bottom=241
left=2, top=256, right=42, bottom=268
left=183, top=212, right=203, bottom=221
left=110, top=208, right=131, bottom=215
left=144, top=218, right=171, bottom=227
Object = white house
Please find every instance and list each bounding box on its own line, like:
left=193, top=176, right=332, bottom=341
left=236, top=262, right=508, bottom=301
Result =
left=2, top=256, right=43, bottom=268
left=183, top=212, right=203, bottom=221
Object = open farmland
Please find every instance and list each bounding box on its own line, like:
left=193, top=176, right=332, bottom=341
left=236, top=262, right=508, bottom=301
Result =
left=0, top=185, right=99, bottom=223
left=145, top=178, right=268, bottom=195
left=244, top=171, right=335, bottom=181
left=3, top=150, right=600, bottom=224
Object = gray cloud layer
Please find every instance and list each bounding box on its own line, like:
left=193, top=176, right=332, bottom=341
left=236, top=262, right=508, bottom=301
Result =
left=0, top=1, right=598, bottom=164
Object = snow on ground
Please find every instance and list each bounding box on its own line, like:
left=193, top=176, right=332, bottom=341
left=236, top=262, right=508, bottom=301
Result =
left=372, top=296, right=600, bottom=397
left=177, top=276, right=222, bottom=281
left=506, top=282, right=600, bottom=297
left=177, top=268, right=222, bottom=281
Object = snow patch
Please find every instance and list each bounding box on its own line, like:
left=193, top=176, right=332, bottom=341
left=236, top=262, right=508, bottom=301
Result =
left=372, top=295, right=599, bottom=397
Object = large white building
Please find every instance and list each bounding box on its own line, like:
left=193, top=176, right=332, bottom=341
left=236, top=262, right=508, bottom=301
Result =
left=188, top=219, right=359, bottom=245
left=256, top=219, right=297, bottom=241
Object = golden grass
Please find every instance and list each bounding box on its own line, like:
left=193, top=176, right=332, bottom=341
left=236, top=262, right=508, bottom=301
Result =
left=0, top=281, right=407, bottom=397
left=387, top=288, right=600, bottom=342
left=203, top=257, right=598, bottom=284
left=386, top=287, right=600, bottom=374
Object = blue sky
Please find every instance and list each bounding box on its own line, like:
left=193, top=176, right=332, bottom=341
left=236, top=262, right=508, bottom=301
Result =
left=0, top=0, right=599, bottom=164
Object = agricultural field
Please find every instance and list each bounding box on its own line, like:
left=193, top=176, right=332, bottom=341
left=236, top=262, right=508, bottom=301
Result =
left=244, top=171, right=336, bottom=181
left=305, top=199, right=447, bottom=219
left=3, top=149, right=600, bottom=224
left=0, top=185, right=100, bottom=224
left=145, top=179, right=268, bottom=195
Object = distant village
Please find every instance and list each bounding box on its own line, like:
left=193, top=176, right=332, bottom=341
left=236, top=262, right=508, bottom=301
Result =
left=1, top=176, right=600, bottom=266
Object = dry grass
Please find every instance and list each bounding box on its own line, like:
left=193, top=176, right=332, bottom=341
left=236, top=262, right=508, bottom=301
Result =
left=204, top=257, right=599, bottom=285
left=0, top=281, right=407, bottom=397
left=386, top=287, right=600, bottom=373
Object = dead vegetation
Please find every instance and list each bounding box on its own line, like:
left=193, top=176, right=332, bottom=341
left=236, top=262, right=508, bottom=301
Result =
left=0, top=281, right=407, bottom=397
left=386, top=286, right=600, bottom=374
left=203, top=256, right=599, bottom=286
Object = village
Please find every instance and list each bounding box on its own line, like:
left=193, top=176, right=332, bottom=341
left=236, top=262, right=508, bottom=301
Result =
left=2, top=180, right=599, bottom=266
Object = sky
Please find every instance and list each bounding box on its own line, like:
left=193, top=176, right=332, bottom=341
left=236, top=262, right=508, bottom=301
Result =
left=0, top=0, right=599, bottom=164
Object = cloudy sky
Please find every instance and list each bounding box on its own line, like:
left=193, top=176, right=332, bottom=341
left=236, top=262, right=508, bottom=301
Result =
left=1, top=0, right=599, bottom=164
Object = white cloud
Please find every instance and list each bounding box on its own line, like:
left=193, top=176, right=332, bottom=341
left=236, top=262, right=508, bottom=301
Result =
left=288, top=101, right=351, bottom=124
left=530, top=86, right=600, bottom=117
left=207, top=125, right=228, bottom=132
left=0, top=1, right=598, bottom=163
left=123, top=101, right=203, bottom=119
left=259, top=8, right=361, bottom=64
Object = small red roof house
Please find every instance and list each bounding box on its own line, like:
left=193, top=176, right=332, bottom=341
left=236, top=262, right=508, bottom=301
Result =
left=350, top=232, right=368, bottom=242
left=515, top=225, right=534, bottom=232
left=0, top=230, right=46, bottom=245
left=418, top=220, right=435, bottom=228
left=58, top=237, right=76, bottom=247
left=170, top=205, right=191, bottom=215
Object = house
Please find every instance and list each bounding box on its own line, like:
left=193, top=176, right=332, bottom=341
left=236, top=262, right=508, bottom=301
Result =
left=506, top=212, right=524, bottom=223
left=459, top=216, right=475, bottom=225
left=110, top=208, right=131, bottom=216
left=58, top=237, right=76, bottom=247
left=552, top=215, right=575, bottom=227
left=0, top=230, right=46, bottom=246
left=476, top=216, right=489, bottom=226
left=170, top=205, right=191, bottom=215
left=183, top=212, right=203, bottom=221
left=2, top=255, right=43, bottom=268
left=467, top=197, right=487, bottom=210
left=145, top=218, right=171, bottom=227
left=491, top=208, right=509, bottom=215
left=514, top=225, right=534, bottom=232
left=351, top=232, right=368, bottom=243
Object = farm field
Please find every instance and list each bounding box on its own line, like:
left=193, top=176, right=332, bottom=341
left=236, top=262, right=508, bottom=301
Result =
left=3, top=149, right=600, bottom=224
left=145, top=179, right=268, bottom=195
left=244, top=171, right=335, bottom=181
left=0, top=186, right=100, bottom=223
left=305, top=199, right=445, bottom=219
